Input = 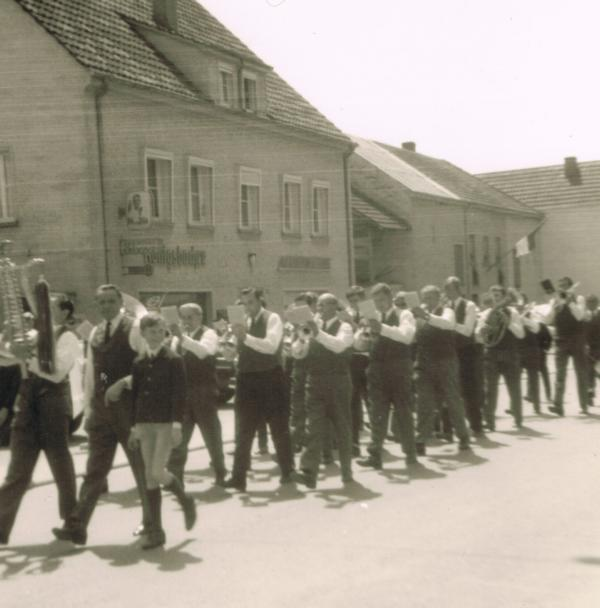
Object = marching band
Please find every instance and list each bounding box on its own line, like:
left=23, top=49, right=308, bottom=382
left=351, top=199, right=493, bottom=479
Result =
left=1, top=257, right=599, bottom=548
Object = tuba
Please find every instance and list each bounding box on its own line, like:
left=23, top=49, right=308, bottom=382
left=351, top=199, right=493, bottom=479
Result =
left=0, top=240, right=55, bottom=373
left=481, top=293, right=515, bottom=348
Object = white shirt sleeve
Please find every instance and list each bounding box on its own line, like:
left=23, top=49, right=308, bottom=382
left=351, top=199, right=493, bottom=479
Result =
left=508, top=308, right=526, bottom=339
left=128, top=318, right=146, bottom=354
left=29, top=331, right=80, bottom=384
left=522, top=312, right=541, bottom=334
left=569, top=295, right=587, bottom=321
left=244, top=313, right=283, bottom=355
left=455, top=301, right=477, bottom=337
left=428, top=307, right=456, bottom=330
left=316, top=321, right=354, bottom=354
left=180, top=328, right=219, bottom=359
left=475, top=309, right=490, bottom=341
left=380, top=310, right=416, bottom=344
left=82, top=326, right=97, bottom=408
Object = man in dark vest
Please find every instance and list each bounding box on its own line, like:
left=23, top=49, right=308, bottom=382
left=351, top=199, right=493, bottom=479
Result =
left=224, top=288, right=294, bottom=492
left=168, top=303, right=226, bottom=487
left=546, top=277, right=588, bottom=415
left=517, top=298, right=543, bottom=415
left=476, top=285, right=525, bottom=430
left=585, top=294, right=600, bottom=407
left=293, top=293, right=354, bottom=488
left=0, top=304, right=79, bottom=545
left=53, top=284, right=150, bottom=545
left=444, top=277, right=485, bottom=436
left=357, top=283, right=417, bottom=470
left=414, top=285, right=471, bottom=455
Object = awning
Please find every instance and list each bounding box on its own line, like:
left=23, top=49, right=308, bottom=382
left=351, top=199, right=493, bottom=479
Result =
left=352, top=195, right=410, bottom=231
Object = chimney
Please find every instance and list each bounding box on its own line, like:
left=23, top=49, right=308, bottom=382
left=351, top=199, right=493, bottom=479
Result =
left=153, top=0, right=178, bottom=32
left=564, top=156, right=582, bottom=186
left=402, top=141, right=416, bottom=152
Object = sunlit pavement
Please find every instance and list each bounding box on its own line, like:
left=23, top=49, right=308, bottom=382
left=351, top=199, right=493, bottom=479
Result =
left=1, top=369, right=600, bottom=608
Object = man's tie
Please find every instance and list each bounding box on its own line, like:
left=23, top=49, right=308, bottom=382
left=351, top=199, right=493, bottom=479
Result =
left=103, top=321, right=112, bottom=345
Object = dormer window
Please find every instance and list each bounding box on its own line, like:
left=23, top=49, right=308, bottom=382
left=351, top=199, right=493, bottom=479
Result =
left=219, top=65, right=235, bottom=108
left=242, top=72, right=258, bottom=113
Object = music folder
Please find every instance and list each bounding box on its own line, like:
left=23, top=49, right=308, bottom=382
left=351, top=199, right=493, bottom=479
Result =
left=285, top=305, right=314, bottom=326
left=227, top=305, right=246, bottom=327
left=358, top=299, right=378, bottom=321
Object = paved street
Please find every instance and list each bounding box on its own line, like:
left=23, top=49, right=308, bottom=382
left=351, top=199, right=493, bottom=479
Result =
left=2, top=370, right=600, bottom=608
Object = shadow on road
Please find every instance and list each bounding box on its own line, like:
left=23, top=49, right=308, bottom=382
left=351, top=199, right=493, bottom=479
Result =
left=426, top=450, right=489, bottom=472
left=312, top=481, right=382, bottom=509
left=473, top=435, right=509, bottom=449
left=98, top=486, right=143, bottom=511
left=497, top=425, right=554, bottom=441
left=380, top=462, right=447, bottom=483
left=238, top=483, right=307, bottom=508
left=574, top=556, right=600, bottom=567
left=189, top=485, right=234, bottom=505
left=88, top=539, right=202, bottom=571
left=0, top=540, right=84, bottom=579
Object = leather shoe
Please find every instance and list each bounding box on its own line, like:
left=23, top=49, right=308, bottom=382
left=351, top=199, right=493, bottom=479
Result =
left=292, top=470, right=317, bottom=489
left=0, top=531, right=8, bottom=545
left=183, top=497, right=197, bottom=531
left=356, top=455, right=382, bottom=470
left=52, top=526, right=87, bottom=546
left=405, top=455, right=419, bottom=466
left=279, top=473, right=295, bottom=485
left=416, top=442, right=426, bottom=457
left=133, top=523, right=149, bottom=537
left=223, top=477, right=247, bottom=492
left=549, top=406, right=564, bottom=417
left=142, top=529, right=166, bottom=550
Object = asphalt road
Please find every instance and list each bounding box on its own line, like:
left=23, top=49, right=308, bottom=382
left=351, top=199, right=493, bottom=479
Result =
left=1, top=370, right=600, bottom=608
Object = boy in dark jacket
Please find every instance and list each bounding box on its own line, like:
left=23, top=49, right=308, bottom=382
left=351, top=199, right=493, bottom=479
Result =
left=129, top=313, right=195, bottom=550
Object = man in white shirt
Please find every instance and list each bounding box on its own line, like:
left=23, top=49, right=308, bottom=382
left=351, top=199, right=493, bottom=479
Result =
left=545, top=277, right=589, bottom=415
left=0, top=305, right=78, bottom=545
left=476, top=285, right=525, bottom=430
left=224, top=288, right=294, bottom=492
left=53, top=284, right=150, bottom=546
left=168, top=303, right=226, bottom=487
left=444, top=277, right=485, bottom=436
left=292, top=293, right=355, bottom=488
left=357, top=283, right=417, bottom=469
left=414, top=285, right=471, bottom=455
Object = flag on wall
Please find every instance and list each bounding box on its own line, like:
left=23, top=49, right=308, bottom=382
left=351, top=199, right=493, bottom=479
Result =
left=515, top=232, right=536, bottom=257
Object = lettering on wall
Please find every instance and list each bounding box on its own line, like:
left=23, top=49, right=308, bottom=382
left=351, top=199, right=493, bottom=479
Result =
left=120, top=239, right=206, bottom=275
left=278, top=256, right=331, bottom=271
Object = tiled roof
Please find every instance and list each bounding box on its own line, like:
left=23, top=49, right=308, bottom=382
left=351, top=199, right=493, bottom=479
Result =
left=351, top=136, right=459, bottom=200
left=478, top=161, right=600, bottom=210
left=14, top=0, right=349, bottom=143
left=352, top=193, right=409, bottom=231
left=379, top=143, right=539, bottom=216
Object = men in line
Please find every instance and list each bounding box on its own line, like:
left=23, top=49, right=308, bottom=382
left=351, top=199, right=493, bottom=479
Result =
left=344, top=286, right=370, bottom=456
left=225, top=288, right=294, bottom=492
left=517, top=297, right=542, bottom=414
left=168, top=303, right=227, bottom=488
left=0, top=300, right=79, bottom=545
left=357, top=283, right=417, bottom=469
left=413, top=285, right=471, bottom=455
left=476, top=285, right=525, bottom=430
left=546, top=277, right=588, bottom=416
left=443, top=277, right=485, bottom=436
left=53, top=284, right=150, bottom=545
left=586, top=295, right=600, bottom=407
left=288, top=292, right=318, bottom=453
left=293, top=293, right=355, bottom=488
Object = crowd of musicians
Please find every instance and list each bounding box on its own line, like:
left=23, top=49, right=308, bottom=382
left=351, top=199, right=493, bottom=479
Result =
left=1, top=275, right=600, bottom=550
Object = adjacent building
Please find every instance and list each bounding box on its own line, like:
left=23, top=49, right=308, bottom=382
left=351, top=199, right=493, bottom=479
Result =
left=350, top=137, right=543, bottom=301
left=479, top=158, right=600, bottom=294
left=0, top=0, right=354, bottom=319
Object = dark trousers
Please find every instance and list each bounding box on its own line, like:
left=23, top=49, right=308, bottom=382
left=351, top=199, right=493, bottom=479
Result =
left=554, top=338, right=589, bottom=412
left=367, top=359, right=416, bottom=458
left=232, top=367, right=294, bottom=483
left=540, top=351, right=552, bottom=402
left=300, top=372, right=353, bottom=480
left=67, top=397, right=150, bottom=531
left=521, top=347, right=541, bottom=413
left=350, top=354, right=369, bottom=449
left=588, top=349, right=600, bottom=404
left=484, top=351, right=522, bottom=428
left=168, top=385, right=226, bottom=485
left=0, top=380, right=76, bottom=540
left=416, top=356, right=469, bottom=444
left=290, top=361, right=308, bottom=448
left=456, top=344, right=484, bottom=433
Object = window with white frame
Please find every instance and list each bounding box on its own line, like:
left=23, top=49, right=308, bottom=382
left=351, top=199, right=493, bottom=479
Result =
left=145, top=150, right=173, bottom=221
left=282, top=176, right=302, bottom=235
left=311, top=182, right=329, bottom=237
left=188, top=158, right=214, bottom=227
left=219, top=65, right=235, bottom=108
left=242, top=72, right=258, bottom=112
left=239, top=168, right=261, bottom=230
left=0, top=153, right=9, bottom=221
